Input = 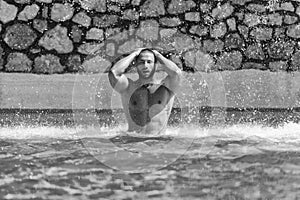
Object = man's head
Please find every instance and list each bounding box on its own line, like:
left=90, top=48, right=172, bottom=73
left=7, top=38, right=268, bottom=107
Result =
left=135, top=49, right=157, bottom=79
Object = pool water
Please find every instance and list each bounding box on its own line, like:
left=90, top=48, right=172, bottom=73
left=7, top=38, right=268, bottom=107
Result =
left=1, top=120, right=300, bottom=200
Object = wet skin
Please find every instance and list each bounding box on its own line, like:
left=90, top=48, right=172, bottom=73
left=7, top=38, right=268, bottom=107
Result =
left=108, top=49, right=179, bottom=134
left=128, top=84, right=173, bottom=127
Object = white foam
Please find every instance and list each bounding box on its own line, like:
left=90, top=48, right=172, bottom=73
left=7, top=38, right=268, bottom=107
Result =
left=0, top=125, right=81, bottom=140
left=0, top=123, right=299, bottom=144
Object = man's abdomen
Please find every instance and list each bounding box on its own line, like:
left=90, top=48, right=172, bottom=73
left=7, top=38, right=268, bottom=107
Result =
left=127, top=84, right=174, bottom=132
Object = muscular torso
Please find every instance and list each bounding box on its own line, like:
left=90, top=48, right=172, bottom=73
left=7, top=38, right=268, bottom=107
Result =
left=121, top=81, right=174, bottom=134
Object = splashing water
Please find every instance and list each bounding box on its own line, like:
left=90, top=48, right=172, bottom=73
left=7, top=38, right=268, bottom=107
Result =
left=1, top=122, right=300, bottom=142
left=0, top=123, right=300, bottom=199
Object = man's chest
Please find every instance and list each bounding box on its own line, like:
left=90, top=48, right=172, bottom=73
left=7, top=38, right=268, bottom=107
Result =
left=128, top=84, right=173, bottom=110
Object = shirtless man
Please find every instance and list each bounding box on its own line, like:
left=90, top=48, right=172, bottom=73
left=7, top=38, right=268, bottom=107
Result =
left=108, top=48, right=182, bottom=134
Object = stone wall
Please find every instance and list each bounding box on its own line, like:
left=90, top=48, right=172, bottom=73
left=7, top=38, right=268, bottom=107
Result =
left=1, top=0, right=300, bottom=74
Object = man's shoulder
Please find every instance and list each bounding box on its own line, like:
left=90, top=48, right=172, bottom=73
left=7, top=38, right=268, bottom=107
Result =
left=119, top=77, right=135, bottom=94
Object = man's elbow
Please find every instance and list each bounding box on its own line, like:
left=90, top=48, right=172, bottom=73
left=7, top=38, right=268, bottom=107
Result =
left=173, top=68, right=182, bottom=80
left=176, top=69, right=182, bottom=76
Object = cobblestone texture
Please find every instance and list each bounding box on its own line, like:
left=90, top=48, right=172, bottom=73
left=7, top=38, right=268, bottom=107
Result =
left=225, top=33, right=244, bottom=49
left=86, top=28, right=104, bottom=40
left=0, top=0, right=299, bottom=73
left=34, top=54, right=64, bottom=74
left=184, top=50, right=214, bottom=72
left=216, top=51, right=243, bottom=70
left=18, top=4, right=40, bottom=21
left=250, top=27, right=273, bottom=41
left=72, top=12, right=91, bottom=27
left=136, top=20, right=159, bottom=41
left=268, top=40, right=294, bottom=59
left=173, top=34, right=195, bottom=52
left=284, top=15, right=298, bottom=25
left=189, top=25, right=208, bottom=37
left=4, top=23, right=37, bottom=50
left=211, top=3, right=234, bottom=20
left=106, top=43, right=115, bottom=57
left=122, top=9, right=139, bottom=21
left=14, top=0, right=31, bottom=3
left=118, top=39, right=144, bottom=54
left=42, top=6, right=49, bottom=18
left=78, top=42, right=104, bottom=55
left=210, top=22, right=227, bottom=38
left=167, top=0, right=196, bottom=14
left=66, top=54, right=82, bottom=72
left=269, top=61, right=288, bottom=71
left=0, top=0, right=18, bottom=24
left=203, top=39, right=224, bottom=53
left=245, top=45, right=265, bottom=60
left=159, top=17, right=182, bottom=27
left=71, top=25, right=82, bottom=43
left=51, top=3, right=74, bottom=22
left=227, top=18, right=236, bottom=31
left=93, top=15, right=119, bottom=28
left=33, top=19, right=48, bottom=33
left=140, top=0, right=165, bottom=17
left=185, top=12, right=200, bottom=22
left=5, top=52, right=32, bottom=72
left=287, top=24, right=300, bottom=38
left=37, top=0, right=52, bottom=3
left=39, top=25, right=73, bottom=53
left=76, top=0, right=105, bottom=11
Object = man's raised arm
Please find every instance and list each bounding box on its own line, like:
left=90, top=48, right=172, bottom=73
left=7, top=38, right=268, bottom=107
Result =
left=153, top=50, right=182, bottom=92
left=108, top=48, right=143, bottom=93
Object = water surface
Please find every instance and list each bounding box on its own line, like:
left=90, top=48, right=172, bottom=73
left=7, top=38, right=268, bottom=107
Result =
left=1, top=117, right=300, bottom=199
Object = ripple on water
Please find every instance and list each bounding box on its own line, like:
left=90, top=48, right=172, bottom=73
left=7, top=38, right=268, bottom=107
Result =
left=0, top=123, right=300, bottom=199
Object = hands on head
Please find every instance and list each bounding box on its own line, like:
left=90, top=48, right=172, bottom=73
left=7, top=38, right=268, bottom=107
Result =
left=133, top=48, right=145, bottom=56
left=152, top=49, right=161, bottom=57
left=132, top=47, right=164, bottom=59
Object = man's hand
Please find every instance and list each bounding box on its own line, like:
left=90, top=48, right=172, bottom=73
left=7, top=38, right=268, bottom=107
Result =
left=132, top=48, right=144, bottom=57
left=152, top=49, right=161, bottom=57
left=152, top=50, right=164, bottom=66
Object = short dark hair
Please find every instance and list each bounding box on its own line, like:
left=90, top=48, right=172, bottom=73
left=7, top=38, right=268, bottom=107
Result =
left=136, top=48, right=157, bottom=63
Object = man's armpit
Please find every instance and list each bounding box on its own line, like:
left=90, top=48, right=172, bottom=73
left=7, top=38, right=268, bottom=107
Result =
left=108, top=71, right=118, bottom=88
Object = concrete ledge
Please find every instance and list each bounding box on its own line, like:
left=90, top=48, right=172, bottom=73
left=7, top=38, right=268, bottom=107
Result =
left=1, top=70, right=300, bottom=109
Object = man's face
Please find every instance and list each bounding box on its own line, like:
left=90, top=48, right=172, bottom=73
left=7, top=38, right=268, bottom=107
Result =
left=136, top=51, right=156, bottom=79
